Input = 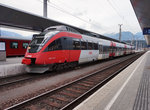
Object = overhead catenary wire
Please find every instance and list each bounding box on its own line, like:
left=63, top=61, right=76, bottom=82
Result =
left=107, top=0, right=137, bottom=33
left=107, top=0, right=140, bottom=44
left=53, top=0, right=92, bottom=22
left=36, top=0, right=102, bottom=30
left=107, top=0, right=124, bottom=21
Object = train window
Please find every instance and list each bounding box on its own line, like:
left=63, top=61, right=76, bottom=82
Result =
left=103, top=46, right=106, bottom=53
left=88, top=42, right=93, bottom=50
left=81, top=41, right=87, bottom=50
left=93, top=43, right=98, bottom=50
left=10, top=42, right=18, bottom=49
left=103, top=46, right=110, bottom=53
left=47, top=38, right=62, bottom=51
left=23, top=43, right=29, bottom=49
left=113, top=47, right=117, bottom=52
left=73, top=38, right=80, bottom=50
left=109, top=46, right=113, bottom=52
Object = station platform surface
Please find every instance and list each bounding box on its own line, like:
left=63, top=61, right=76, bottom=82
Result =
left=0, top=57, right=26, bottom=77
left=0, top=57, right=23, bottom=65
left=74, top=51, right=150, bottom=110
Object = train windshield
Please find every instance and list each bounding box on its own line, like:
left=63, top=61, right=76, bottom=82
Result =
left=30, top=37, right=44, bottom=45
left=28, top=31, right=59, bottom=53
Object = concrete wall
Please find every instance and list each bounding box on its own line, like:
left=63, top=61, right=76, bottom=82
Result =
left=0, top=64, right=26, bottom=77
left=0, top=51, right=6, bottom=61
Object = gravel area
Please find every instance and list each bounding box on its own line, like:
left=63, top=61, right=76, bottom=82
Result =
left=0, top=55, right=132, bottom=109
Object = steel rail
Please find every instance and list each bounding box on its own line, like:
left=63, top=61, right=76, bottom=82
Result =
left=5, top=53, right=143, bottom=110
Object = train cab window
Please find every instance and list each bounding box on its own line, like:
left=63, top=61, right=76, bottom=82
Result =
left=88, top=42, right=93, bottom=50
left=30, top=37, right=44, bottom=45
left=73, top=38, right=80, bottom=50
left=23, top=43, right=29, bottom=49
left=10, top=42, right=18, bottom=49
left=47, top=39, right=62, bottom=51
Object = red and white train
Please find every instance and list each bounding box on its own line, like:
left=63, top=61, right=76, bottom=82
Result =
left=0, top=36, right=30, bottom=56
left=22, top=25, right=134, bottom=73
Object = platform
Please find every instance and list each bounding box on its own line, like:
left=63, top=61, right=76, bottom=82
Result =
left=0, top=57, right=26, bottom=77
left=74, top=51, right=150, bottom=110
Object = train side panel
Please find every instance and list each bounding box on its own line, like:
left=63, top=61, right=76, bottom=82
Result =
left=0, top=38, right=30, bottom=56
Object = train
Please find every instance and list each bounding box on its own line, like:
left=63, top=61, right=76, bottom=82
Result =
left=0, top=36, right=31, bottom=57
left=22, top=25, right=134, bottom=73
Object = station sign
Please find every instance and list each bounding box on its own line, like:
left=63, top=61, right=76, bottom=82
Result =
left=143, top=28, right=150, bottom=35
left=0, top=42, right=6, bottom=51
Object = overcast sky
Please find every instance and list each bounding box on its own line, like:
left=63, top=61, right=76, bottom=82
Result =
left=0, top=0, right=141, bottom=36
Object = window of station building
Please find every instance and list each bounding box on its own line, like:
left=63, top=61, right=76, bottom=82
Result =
left=47, top=38, right=62, bottom=51
left=73, top=38, right=80, bottom=50
left=88, top=42, right=93, bottom=50
left=23, top=43, right=29, bottom=49
left=81, top=41, right=87, bottom=50
left=10, top=42, right=18, bottom=49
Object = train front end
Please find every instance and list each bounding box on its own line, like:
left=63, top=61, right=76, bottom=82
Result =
left=22, top=31, right=59, bottom=73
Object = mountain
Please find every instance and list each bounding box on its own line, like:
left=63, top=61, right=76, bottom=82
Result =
left=0, top=30, right=32, bottom=40
left=104, top=31, right=147, bottom=47
left=1, top=30, right=23, bottom=37
left=104, top=31, right=144, bottom=41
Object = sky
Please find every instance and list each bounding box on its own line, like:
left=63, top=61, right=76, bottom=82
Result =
left=0, top=0, right=142, bottom=36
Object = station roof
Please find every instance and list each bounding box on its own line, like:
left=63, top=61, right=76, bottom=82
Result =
left=130, top=0, right=150, bottom=45
left=0, top=3, right=122, bottom=43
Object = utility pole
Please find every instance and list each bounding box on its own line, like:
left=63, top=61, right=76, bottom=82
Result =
left=131, top=34, right=134, bottom=45
left=118, top=24, right=123, bottom=42
left=43, top=0, right=48, bottom=18
left=136, top=37, right=138, bottom=50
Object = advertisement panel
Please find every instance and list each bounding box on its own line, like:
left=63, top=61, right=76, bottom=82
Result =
left=0, top=42, right=5, bottom=51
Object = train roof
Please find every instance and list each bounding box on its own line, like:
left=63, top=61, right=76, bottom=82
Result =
left=43, top=25, right=128, bottom=44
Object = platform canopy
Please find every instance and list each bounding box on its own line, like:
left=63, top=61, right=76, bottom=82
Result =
left=0, top=3, right=122, bottom=43
left=131, top=0, right=150, bottom=45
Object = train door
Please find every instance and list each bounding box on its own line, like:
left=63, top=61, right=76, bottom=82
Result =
left=98, top=41, right=103, bottom=60
left=62, top=37, right=81, bottom=63
left=61, top=37, right=71, bottom=63
left=69, top=38, right=81, bottom=62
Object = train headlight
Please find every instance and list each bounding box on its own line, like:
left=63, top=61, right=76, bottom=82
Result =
left=27, top=46, right=31, bottom=52
left=28, top=47, right=31, bottom=49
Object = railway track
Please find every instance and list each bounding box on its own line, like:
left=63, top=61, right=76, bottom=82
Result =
left=0, top=73, right=55, bottom=90
left=0, top=54, right=131, bottom=89
left=0, top=74, right=35, bottom=87
left=5, top=53, right=143, bottom=110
